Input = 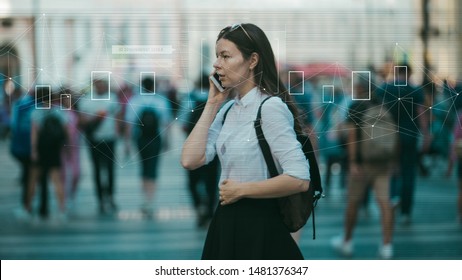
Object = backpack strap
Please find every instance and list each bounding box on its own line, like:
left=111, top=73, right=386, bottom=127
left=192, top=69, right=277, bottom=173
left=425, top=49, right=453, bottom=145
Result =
left=254, top=96, right=279, bottom=178
left=254, top=96, right=321, bottom=239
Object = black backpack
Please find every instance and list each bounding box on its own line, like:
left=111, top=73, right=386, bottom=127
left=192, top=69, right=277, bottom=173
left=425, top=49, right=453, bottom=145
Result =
left=222, top=97, right=323, bottom=238
left=37, top=113, right=67, bottom=151
left=140, top=109, right=159, bottom=138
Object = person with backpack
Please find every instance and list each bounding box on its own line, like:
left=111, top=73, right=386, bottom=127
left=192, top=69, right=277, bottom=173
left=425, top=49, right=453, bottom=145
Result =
left=181, top=23, right=313, bottom=259
left=125, top=77, right=172, bottom=217
left=10, top=90, right=35, bottom=219
left=331, top=75, right=397, bottom=259
left=27, top=89, right=68, bottom=221
left=375, top=63, right=429, bottom=225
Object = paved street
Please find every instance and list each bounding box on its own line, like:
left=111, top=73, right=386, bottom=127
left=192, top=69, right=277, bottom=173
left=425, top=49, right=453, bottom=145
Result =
left=0, top=123, right=461, bottom=260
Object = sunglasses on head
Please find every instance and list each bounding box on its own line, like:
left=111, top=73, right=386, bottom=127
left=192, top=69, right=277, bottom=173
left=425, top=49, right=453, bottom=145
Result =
left=222, top=23, right=254, bottom=43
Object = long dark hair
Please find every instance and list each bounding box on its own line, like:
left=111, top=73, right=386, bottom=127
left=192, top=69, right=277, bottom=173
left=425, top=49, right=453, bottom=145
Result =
left=217, top=23, right=304, bottom=134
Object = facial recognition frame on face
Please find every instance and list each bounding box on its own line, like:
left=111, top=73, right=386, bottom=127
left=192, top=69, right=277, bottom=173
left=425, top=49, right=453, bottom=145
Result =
left=322, top=85, right=335, bottom=103
left=91, top=71, right=111, bottom=100
left=35, top=85, right=51, bottom=109
left=60, top=94, right=72, bottom=110
left=140, top=72, right=156, bottom=95
left=288, top=71, right=305, bottom=95
left=351, top=71, right=371, bottom=101
left=394, top=66, right=408, bottom=86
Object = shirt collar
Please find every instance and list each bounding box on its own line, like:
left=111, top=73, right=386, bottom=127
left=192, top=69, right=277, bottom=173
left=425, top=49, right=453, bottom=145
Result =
left=234, top=87, right=259, bottom=107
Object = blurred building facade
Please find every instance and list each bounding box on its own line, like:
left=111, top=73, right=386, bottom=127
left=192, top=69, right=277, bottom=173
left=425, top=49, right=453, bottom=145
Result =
left=0, top=0, right=460, bottom=97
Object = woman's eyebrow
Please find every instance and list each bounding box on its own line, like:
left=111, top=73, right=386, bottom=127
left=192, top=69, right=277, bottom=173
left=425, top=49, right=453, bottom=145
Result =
left=217, top=50, right=231, bottom=55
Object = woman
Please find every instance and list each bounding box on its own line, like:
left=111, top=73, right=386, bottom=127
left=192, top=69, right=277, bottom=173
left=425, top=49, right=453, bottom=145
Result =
left=60, top=89, right=81, bottom=209
left=181, top=23, right=310, bottom=259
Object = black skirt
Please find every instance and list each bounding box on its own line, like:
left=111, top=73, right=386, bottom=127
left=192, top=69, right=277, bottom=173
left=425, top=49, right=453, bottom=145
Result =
left=201, top=198, right=303, bottom=260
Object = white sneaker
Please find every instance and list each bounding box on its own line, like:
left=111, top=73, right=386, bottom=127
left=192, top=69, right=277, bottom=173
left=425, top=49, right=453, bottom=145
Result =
left=379, top=243, right=394, bottom=260
left=331, top=235, right=353, bottom=257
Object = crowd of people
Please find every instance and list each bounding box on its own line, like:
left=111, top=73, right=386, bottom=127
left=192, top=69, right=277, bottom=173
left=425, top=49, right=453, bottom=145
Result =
left=8, top=77, right=176, bottom=222
left=3, top=24, right=462, bottom=259
left=298, top=64, right=462, bottom=259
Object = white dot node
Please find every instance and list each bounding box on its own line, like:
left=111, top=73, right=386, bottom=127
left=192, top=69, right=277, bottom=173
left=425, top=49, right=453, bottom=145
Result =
left=372, top=125, right=374, bottom=127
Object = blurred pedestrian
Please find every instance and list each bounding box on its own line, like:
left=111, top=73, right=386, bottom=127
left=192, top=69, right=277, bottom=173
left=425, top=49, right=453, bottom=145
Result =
left=80, top=79, right=121, bottom=215
left=156, top=78, right=179, bottom=119
left=181, top=23, right=310, bottom=259
left=59, top=88, right=81, bottom=211
left=375, top=63, right=430, bottom=225
left=10, top=89, right=35, bottom=218
left=116, top=84, right=134, bottom=138
left=181, top=74, right=220, bottom=228
left=27, top=89, right=68, bottom=221
left=125, top=77, right=172, bottom=217
left=288, top=71, right=316, bottom=133
left=318, top=88, right=350, bottom=196
left=446, top=108, right=462, bottom=224
left=331, top=76, right=397, bottom=259
left=418, top=81, right=450, bottom=176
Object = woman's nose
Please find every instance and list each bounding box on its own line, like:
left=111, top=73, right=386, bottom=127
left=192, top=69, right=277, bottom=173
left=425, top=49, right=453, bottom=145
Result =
left=213, top=58, right=221, bottom=69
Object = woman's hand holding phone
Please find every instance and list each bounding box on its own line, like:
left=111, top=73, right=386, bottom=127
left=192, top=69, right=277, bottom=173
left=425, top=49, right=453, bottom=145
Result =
left=208, top=71, right=229, bottom=105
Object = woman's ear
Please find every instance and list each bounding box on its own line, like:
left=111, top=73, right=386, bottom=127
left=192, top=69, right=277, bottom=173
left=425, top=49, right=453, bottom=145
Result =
left=249, top=52, right=259, bottom=70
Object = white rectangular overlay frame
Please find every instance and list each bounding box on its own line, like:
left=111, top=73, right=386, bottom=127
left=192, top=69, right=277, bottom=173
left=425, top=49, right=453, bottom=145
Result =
left=351, top=71, right=371, bottom=100
left=288, top=71, right=304, bottom=95
left=91, top=71, right=111, bottom=100
left=140, top=72, right=156, bottom=95
left=322, top=85, right=335, bottom=103
left=35, top=85, right=51, bottom=109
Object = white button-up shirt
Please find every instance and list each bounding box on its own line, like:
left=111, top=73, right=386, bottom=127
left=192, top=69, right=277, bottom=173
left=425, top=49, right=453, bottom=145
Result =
left=205, top=87, right=310, bottom=185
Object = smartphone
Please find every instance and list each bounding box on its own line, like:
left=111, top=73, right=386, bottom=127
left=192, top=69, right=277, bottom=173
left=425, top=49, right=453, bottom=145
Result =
left=210, top=72, right=226, bottom=92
